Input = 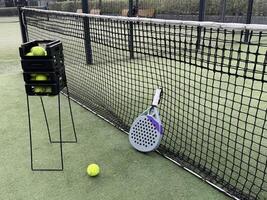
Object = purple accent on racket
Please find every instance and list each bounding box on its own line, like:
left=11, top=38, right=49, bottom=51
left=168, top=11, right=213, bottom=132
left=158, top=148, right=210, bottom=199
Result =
left=147, top=115, right=163, bottom=134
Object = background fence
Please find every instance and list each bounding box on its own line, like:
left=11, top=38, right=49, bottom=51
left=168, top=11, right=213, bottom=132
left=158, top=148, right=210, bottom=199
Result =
left=47, top=0, right=267, bottom=24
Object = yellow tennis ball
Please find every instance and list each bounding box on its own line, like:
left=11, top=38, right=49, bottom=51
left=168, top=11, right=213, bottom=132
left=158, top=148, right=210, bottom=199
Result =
left=35, top=74, right=48, bottom=81
left=31, top=46, right=46, bottom=56
left=34, top=86, right=46, bottom=93
left=26, top=52, right=34, bottom=56
left=87, top=164, right=100, bottom=177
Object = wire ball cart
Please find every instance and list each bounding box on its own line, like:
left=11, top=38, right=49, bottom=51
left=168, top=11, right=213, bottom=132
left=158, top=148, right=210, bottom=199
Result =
left=19, top=40, right=77, bottom=171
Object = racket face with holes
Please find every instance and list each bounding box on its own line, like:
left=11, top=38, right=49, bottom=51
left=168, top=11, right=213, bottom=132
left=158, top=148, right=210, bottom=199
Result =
left=129, top=107, right=163, bottom=152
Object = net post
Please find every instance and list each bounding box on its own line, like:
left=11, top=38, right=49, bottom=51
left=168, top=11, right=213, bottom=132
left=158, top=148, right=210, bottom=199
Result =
left=128, top=0, right=134, bottom=59
left=82, top=0, right=93, bottom=64
left=18, top=6, right=28, bottom=43
left=244, top=0, right=254, bottom=43
left=197, top=0, right=206, bottom=49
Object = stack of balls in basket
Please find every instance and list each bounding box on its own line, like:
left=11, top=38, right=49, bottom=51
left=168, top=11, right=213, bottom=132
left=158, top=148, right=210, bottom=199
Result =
left=26, top=46, right=51, bottom=93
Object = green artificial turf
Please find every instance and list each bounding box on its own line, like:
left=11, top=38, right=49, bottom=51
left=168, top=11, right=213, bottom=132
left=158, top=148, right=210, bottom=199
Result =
left=0, top=17, right=21, bottom=74
left=0, top=17, right=230, bottom=200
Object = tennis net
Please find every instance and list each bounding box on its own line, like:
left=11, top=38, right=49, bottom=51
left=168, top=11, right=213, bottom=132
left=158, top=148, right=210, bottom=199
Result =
left=20, top=8, right=267, bottom=199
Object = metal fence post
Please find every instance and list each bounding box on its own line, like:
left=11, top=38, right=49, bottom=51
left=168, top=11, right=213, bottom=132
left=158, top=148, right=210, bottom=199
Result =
left=128, top=0, right=134, bottom=59
left=244, top=0, right=254, bottom=43
left=197, top=0, right=206, bottom=49
left=220, top=0, right=227, bottom=22
left=99, top=0, right=102, bottom=11
left=82, top=0, right=93, bottom=64
left=135, top=0, right=139, bottom=12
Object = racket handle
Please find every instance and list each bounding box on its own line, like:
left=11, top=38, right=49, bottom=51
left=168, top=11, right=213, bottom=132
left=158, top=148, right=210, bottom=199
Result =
left=152, top=88, right=162, bottom=106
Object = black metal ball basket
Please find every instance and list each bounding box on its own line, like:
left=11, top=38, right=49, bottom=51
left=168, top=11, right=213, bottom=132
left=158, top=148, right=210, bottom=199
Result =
left=19, top=40, right=67, bottom=96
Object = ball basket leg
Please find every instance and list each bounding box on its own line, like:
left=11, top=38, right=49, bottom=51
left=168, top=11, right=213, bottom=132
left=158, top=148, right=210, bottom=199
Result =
left=26, top=94, right=64, bottom=171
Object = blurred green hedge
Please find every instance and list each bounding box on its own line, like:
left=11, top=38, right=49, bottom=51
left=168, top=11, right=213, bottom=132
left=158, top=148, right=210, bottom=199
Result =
left=0, top=7, right=18, bottom=16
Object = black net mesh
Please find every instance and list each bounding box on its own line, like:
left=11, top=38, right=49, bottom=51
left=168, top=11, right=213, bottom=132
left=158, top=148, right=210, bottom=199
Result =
left=21, top=8, right=267, bottom=200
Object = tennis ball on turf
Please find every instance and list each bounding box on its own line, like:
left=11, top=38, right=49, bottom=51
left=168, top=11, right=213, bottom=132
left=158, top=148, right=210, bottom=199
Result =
left=31, top=46, right=46, bottom=56
left=34, top=86, right=46, bottom=93
left=87, top=164, right=100, bottom=177
left=26, top=52, right=34, bottom=56
left=35, top=74, right=48, bottom=81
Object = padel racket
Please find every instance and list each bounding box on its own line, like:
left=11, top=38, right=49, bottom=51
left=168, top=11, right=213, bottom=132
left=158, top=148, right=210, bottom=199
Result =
left=129, top=88, right=163, bottom=152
